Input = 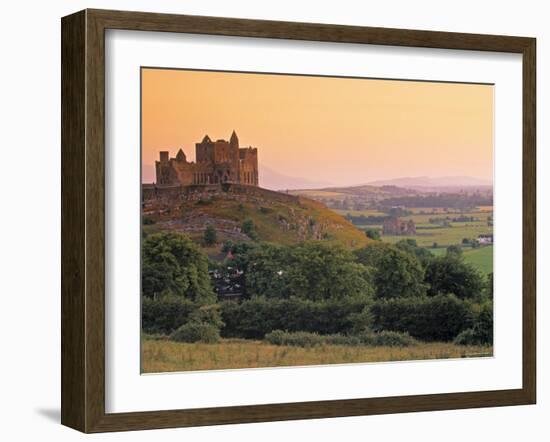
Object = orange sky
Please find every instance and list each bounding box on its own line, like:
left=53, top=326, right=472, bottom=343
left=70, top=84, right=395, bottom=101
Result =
left=141, top=68, right=493, bottom=187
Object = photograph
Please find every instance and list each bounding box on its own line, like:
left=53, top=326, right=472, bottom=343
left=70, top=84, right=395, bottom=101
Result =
left=140, top=67, right=494, bottom=373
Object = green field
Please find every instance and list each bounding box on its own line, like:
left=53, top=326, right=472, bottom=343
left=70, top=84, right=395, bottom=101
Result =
left=463, top=245, right=493, bottom=274
left=333, top=207, right=493, bottom=250
left=426, top=245, right=493, bottom=274
left=381, top=222, right=492, bottom=248
left=330, top=206, right=493, bottom=274
left=142, top=338, right=493, bottom=373
left=334, top=207, right=493, bottom=223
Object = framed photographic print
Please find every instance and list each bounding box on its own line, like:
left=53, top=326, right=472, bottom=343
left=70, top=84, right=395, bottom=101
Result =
left=61, top=9, right=536, bottom=433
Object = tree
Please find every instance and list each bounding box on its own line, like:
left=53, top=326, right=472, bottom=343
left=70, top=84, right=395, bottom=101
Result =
left=241, top=219, right=258, bottom=240
left=203, top=225, right=217, bottom=246
left=141, top=232, right=215, bottom=303
left=221, top=240, right=234, bottom=253
left=395, top=239, right=434, bottom=266
left=454, top=302, right=493, bottom=345
left=446, top=244, right=463, bottom=257
left=371, top=294, right=475, bottom=341
left=365, top=228, right=381, bottom=240
left=354, top=243, right=427, bottom=299
left=245, top=242, right=374, bottom=301
left=424, top=254, right=485, bottom=300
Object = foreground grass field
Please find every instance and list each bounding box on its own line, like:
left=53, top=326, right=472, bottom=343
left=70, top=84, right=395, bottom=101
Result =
left=142, top=338, right=493, bottom=373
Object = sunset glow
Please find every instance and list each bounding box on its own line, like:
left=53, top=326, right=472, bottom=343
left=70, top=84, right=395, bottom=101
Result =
left=142, top=68, right=493, bottom=188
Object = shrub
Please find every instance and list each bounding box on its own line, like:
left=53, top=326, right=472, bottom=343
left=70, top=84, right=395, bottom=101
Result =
left=241, top=219, right=258, bottom=240
left=190, top=304, right=224, bottom=329
left=221, top=240, right=234, bottom=253
left=170, top=322, right=220, bottom=343
left=142, top=217, right=155, bottom=225
left=142, top=296, right=196, bottom=335
left=171, top=304, right=225, bottom=343
left=204, top=225, right=217, bottom=246
left=365, top=229, right=381, bottom=240
left=425, top=255, right=485, bottom=300
left=446, top=245, right=463, bottom=257
left=394, top=239, right=434, bottom=266
left=453, top=328, right=477, bottom=345
left=347, top=305, right=374, bottom=334
left=371, top=294, right=475, bottom=341
left=142, top=299, right=224, bottom=337
left=220, top=297, right=370, bottom=339
left=455, top=303, right=493, bottom=345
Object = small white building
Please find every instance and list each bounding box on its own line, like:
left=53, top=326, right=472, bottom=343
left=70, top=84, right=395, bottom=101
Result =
left=478, top=233, right=493, bottom=245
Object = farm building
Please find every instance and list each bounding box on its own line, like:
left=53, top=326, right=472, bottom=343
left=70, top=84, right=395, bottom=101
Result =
left=478, top=233, right=493, bottom=245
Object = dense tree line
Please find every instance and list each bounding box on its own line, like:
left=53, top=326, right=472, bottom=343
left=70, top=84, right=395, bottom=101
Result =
left=141, top=232, right=492, bottom=346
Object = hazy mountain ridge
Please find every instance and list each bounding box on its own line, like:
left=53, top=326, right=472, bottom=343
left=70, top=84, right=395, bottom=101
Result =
left=366, top=176, right=492, bottom=191
left=259, top=164, right=334, bottom=191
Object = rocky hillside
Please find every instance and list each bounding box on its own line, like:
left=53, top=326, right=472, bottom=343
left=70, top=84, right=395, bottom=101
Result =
left=142, top=183, right=370, bottom=252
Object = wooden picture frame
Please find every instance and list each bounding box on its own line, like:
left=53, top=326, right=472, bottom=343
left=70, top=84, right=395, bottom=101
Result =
left=61, top=8, right=536, bottom=433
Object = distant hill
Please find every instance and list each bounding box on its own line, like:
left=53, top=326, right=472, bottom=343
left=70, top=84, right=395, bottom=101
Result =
left=366, top=176, right=492, bottom=191
left=142, top=184, right=370, bottom=252
left=259, top=164, right=334, bottom=191
left=289, top=183, right=418, bottom=200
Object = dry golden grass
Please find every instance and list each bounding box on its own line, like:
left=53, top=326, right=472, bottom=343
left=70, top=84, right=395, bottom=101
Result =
left=141, top=338, right=493, bottom=373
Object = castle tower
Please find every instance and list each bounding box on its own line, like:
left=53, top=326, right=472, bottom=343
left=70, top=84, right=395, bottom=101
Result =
left=175, top=148, right=186, bottom=162
left=230, top=130, right=239, bottom=149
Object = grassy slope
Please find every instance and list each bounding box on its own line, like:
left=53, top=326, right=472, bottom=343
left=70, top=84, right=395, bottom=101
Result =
left=142, top=338, right=493, bottom=373
left=149, top=191, right=370, bottom=250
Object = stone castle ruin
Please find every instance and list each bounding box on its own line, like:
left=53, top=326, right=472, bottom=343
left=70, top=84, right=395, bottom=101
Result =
left=382, top=217, right=416, bottom=236
left=155, top=131, right=259, bottom=186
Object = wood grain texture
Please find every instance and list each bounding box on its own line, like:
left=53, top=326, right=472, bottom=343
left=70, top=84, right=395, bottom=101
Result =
left=61, top=10, right=86, bottom=432
left=522, top=38, right=537, bottom=403
left=61, top=8, right=537, bottom=433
